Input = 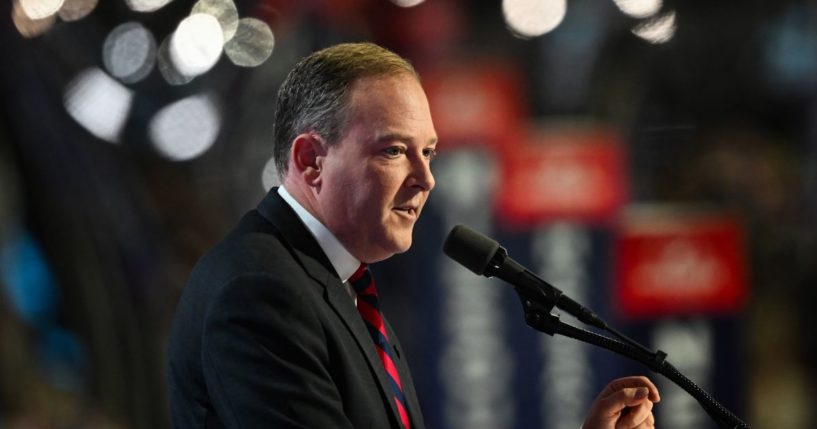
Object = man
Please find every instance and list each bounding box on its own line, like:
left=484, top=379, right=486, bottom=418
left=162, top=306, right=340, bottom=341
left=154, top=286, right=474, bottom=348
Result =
left=167, top=42, right=660, bottom=429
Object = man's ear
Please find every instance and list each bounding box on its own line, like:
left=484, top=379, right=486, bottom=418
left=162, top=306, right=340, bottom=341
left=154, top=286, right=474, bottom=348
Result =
left=290, top=133, right=327, bottom=186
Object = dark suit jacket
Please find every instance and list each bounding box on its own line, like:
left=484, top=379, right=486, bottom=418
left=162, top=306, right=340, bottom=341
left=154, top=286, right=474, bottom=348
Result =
left=167, top=189, right=425, bottom=429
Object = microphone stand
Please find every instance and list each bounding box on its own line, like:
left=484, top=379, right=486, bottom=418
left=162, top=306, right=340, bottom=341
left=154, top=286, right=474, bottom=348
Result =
left=516, top=291, right=751, bottom=429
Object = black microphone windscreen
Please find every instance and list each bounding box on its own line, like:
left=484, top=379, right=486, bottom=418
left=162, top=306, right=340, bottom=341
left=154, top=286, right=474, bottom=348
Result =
left=443, top=225, right=500, bottom=276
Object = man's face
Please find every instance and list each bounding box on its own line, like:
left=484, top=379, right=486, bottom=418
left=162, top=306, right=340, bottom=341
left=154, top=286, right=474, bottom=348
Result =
left=315, top=73, right=437, bottom=263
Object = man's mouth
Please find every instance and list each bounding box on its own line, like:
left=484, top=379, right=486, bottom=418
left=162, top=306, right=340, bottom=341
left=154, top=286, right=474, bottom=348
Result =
left=393, top=206, right=418, bottom=219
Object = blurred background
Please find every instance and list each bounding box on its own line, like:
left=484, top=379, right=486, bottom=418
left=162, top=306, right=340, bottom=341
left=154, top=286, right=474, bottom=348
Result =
left=1, top=0, right=816, bottom=428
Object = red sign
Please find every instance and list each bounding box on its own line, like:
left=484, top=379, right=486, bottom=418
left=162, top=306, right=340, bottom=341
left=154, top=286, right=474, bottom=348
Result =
left=422, top=63, right=524, bottom=150
left=614, top=210, right=748, bottom=319
left=496, top=127, right=628, bottom=225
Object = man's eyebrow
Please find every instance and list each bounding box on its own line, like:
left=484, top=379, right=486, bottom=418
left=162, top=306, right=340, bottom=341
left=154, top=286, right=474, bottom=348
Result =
left=376, top=132, right=412, bottom=143
left=376, top=133, right=438, bottom=146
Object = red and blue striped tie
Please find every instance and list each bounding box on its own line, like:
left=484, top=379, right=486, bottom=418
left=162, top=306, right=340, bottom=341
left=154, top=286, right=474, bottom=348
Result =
left=349, top=264, right=411, bottom=429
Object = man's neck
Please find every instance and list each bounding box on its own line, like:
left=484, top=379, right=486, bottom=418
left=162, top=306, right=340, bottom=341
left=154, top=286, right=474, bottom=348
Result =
left=277, top=183, right=360, bottom=283
left=282, top=176, right=323, bottom=222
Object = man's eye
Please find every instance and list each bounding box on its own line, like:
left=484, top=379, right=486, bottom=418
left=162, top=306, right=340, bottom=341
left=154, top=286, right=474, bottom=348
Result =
left=423, top=148, right=437, bottom=159
left=384, top=147, right=403, bottom=156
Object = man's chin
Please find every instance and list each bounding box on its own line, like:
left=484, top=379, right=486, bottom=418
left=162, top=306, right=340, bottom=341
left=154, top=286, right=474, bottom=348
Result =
left=366, top=234, right=412, bottom=263
left=392, top=239, right=412, bottom=255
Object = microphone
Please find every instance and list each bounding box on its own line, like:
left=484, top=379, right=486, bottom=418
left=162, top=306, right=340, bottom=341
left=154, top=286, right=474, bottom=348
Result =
left=443, top=224, right=606, bottom=330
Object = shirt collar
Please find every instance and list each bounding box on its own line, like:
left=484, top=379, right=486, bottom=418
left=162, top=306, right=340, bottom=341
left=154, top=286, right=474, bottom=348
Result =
left=277, top=186, right=361, bottom=283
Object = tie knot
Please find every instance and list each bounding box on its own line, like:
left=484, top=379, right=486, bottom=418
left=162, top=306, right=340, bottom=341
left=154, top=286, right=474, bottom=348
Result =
left=348, top=263, right=375, bottom=295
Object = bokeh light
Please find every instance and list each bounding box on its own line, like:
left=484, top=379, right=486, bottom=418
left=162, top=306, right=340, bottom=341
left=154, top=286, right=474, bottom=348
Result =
left=18, top=0, right=64, bottom=20
left=57, top=0, right=98, bottom=21
left=148, top=94, right=221, bottom=161
left=613, top=0, right=662, bottom=19
left=157, top=37, right=194, bottom=85
left=632, top=11, right=676, bottom=44
left=390, top=0, right=426, bottom=7
left=169, top=13, right=224, bottom=78
left=63, top=68, right=134, bottom=143
left=192, top=0, right=239, bottom=42
left=102, top=22, right=157, bottom=84
left=12, top=0, right=57, bottom=38
left=502, top=0, right=567, bottom=39
left=261, top=156, right=281, bottom=191
left=125, top=0, right=173, bottom=13
left=224, top=18, right=274, bottom=68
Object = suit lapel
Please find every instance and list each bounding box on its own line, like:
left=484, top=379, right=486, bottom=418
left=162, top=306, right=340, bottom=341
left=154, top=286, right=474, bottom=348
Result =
left=256, top=188, right=405, bottom=427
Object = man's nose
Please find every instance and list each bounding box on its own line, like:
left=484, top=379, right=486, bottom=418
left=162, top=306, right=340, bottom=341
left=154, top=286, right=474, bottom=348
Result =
left=410, top=157, right=435, bottom=191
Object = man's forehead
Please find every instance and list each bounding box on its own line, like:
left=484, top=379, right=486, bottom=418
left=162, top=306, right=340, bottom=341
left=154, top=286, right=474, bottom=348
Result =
left=343, top=74, right=436, bottom=140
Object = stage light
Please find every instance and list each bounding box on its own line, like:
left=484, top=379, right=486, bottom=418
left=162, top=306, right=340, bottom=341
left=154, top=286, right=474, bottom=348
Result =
left=169, top=13, right=224, bottom=78
left=64, top=68, right=134, bottom=143
left=613, top=0, right=662, bottom=19
left=18, top=0, right=64, bottom=20
left=157, top=37, right=194, bottom=85
left=224, top=18, right=274, bottom=68
left=57, top=0, right=98, bottom=21
left=390, top=0, right=426, bottom=7
left=632, top=11, right=676, bottom=44
left=103, top=22, right=157, bottom=84
left=502, top=0, right=567, bottom=39
left=125, top=0, right=172, bottom=13
left=261, top=156, right=281, bottom=191
left=149, top=94, right=221, bottom=161
left=12, top=0, right=56, bottom=38
left=192, top=0, right=239, bottom=42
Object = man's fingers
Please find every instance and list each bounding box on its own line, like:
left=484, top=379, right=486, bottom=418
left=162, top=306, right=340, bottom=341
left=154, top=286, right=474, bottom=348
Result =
left=628, top=387, right=650, bottom=406
left=614, top=401, right=653, bottom=429
left=583, top=376, right=660, bottom=429
left=598, top=386, right=652, bottom=418
left=631, top=411, right=655, bottom=429
left=600, top=376, right=661, bottom=403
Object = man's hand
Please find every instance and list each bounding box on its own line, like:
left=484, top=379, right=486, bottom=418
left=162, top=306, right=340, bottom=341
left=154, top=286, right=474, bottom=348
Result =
left=582, top=376, right=661, bottom=429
